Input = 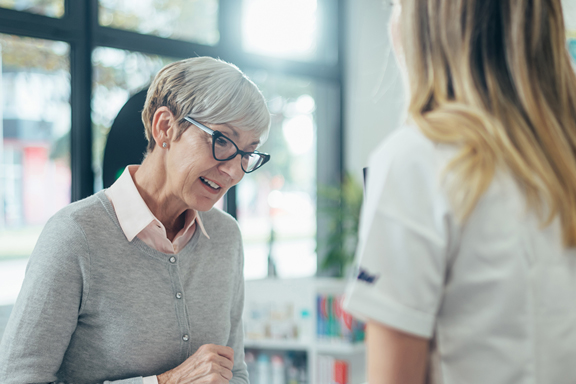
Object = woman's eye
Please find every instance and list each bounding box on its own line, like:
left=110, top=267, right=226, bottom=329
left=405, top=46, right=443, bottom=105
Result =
left=215, top=137, right=229, bottom=147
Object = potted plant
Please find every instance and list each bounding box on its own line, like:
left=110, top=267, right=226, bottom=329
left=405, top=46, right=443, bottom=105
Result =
left=317, top=172, right=363, bottom=278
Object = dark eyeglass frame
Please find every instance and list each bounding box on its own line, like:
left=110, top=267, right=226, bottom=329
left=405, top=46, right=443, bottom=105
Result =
left=184, top=116, right=271, bottom=173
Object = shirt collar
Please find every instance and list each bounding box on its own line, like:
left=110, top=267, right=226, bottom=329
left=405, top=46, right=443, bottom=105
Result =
left=105, top=165, right=210, bottom=241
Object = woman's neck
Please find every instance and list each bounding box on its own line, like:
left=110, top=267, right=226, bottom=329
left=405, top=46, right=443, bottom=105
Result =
left=132, top=154, right=188, bottom=240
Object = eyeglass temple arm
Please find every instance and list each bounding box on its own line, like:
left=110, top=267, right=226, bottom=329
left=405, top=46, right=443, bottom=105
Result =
left=184, top=116, right=214, bottom=135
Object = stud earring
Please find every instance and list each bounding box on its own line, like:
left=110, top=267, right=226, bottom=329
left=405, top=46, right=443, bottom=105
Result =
left=162, top=142, right=167, bottom=148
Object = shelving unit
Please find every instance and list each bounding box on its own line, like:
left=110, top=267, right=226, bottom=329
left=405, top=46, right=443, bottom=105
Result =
left=243, top=278, right=366, bottom=384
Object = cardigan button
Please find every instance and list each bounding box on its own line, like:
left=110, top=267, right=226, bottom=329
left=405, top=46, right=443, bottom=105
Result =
left=169, top=256, right=176, bottom=263
left=183, top=334, right=190, bottom=341
left=176, top=292, right=182, bottom=299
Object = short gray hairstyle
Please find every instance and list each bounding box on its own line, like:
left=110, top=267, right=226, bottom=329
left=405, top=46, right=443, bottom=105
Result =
left=142, top=56, right=271, bottom=153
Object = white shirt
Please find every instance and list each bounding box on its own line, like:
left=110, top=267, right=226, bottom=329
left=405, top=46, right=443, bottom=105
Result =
left=344, top=125, right=576, bottom=384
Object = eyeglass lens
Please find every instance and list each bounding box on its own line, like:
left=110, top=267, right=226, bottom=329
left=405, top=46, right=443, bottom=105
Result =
left=213, top=134, right=265, bottom=172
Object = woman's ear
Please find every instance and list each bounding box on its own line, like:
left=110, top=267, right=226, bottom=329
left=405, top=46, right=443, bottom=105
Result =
left=151, top=106, right=176, bottom=148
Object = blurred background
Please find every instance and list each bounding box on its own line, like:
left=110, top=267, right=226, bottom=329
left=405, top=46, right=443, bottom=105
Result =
left=0, top=0, right=409, bottom=305
left=0, top=1, right=574, bottom=382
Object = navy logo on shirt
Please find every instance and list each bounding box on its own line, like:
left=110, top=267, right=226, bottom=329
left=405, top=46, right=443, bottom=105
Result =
left=357, top=267, right=379, bottom=284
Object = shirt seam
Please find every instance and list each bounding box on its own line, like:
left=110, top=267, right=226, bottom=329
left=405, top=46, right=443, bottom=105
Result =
left=346, top=283, right=435, bottom=338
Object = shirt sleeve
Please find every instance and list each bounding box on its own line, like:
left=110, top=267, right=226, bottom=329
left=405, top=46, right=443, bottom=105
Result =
left=229, top=235, right=249, bottom=384
left=142, top=376, right=159, bottom=384
left=344, top=128, right=456, bottom=338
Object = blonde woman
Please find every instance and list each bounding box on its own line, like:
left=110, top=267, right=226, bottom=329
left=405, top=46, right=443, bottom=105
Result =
left=0, top=57, right=270, bottom=384
left=344, top=0, right=576, bottom=383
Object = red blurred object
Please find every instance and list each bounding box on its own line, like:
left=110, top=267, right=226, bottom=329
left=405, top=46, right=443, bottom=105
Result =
left=334, top=360, right=348, bottom=384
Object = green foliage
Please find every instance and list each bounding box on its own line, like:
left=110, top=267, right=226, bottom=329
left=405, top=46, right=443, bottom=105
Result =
left=98, top=0, right=219, bottom=45
left=0, top=34, right=68, bottom=72
left=0, top=0, right=64, bottom=18
left=317, top=172, right=363, bottom=278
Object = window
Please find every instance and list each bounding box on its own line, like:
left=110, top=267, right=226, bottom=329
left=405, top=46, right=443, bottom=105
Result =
left=243, top=0, right=318, bottom=61
left=0, top=33, right=70, bottom=306
left=240, top=72, right=318, bottom=279
left=242, top=0, right=337, bottom=64
left=99, top=0, right=219, bottom=45
left=0, top=0, right=64, bottom=18
left=92, top=47, right=176, bottom=189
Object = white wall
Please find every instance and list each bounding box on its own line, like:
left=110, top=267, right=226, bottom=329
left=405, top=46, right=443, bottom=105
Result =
left=564, top=0, right=576, bottom=32
left=344, top=0, right=405, bottom=182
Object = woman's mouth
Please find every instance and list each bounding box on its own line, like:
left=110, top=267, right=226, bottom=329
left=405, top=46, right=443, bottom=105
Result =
left=200, top=176, right=221, bottom=190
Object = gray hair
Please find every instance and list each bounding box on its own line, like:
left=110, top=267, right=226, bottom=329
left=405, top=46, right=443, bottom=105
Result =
left=142, top=56, right=271, bottom=153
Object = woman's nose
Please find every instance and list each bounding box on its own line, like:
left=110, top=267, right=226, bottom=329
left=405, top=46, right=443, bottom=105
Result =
left=218, top=154, right=245, bottom=181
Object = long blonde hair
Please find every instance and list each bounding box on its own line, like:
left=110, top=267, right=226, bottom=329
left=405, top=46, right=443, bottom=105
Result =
left=400, top=0, right=576, bottom=246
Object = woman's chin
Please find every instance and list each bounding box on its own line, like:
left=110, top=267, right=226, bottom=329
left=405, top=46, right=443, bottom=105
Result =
left=190, top=194, right=223, bottom=212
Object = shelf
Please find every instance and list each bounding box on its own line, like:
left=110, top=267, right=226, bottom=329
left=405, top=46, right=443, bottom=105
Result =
left=244, top=339, right=366, bottom=355
left=244, top=339, right=310, bottom=351
left=315, top=341, right=365, bottom=355
left=244, top=278, right=367, bottom=383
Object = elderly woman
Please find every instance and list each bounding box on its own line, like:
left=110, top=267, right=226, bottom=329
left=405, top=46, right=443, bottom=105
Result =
left=0, top=57, right=270, bottom=384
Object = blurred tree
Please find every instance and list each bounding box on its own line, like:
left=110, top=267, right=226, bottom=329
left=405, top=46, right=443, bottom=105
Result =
left=99, top=0, right=218, bottom=45
left=0, top=0, right=64, bottom=18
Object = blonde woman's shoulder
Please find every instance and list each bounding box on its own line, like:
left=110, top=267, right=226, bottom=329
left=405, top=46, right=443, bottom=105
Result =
left=371, top=125, right=456, bottom=170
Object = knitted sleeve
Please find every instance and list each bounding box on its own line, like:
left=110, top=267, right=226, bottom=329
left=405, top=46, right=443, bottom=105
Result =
left=0, top=211, right=91, bottom=383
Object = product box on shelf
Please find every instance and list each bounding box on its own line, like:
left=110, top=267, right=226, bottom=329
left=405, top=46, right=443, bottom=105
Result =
left=316, top=293, right=365, bottom=344
left=245, top=349, right=307, bottom=384
left=316, top=355, right=348, bottom=384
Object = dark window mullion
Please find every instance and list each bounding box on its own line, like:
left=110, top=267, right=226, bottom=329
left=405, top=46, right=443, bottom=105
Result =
left=93, top=26, right=220, bottom=60
left=69, top=0, right=94, bottom=201
left=0, top=7, right=76, bottom=41
left=229, top=54, right=340, bottom=82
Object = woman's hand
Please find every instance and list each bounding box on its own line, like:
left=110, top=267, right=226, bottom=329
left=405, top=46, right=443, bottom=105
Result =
left=157, top=344, right=235, bottom=384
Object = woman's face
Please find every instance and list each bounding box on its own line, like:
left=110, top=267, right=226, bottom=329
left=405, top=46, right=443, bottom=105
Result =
left=389, top=0, right=403, bottom=62
left=165, top=121, right=260, bottom=212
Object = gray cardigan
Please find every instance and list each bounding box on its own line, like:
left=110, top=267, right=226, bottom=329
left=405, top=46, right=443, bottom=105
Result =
left=0, top=191, right=248, bottom=384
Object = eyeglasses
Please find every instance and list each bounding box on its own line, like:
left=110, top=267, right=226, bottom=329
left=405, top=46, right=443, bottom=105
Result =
left=184, top=116, right=271, bottom=173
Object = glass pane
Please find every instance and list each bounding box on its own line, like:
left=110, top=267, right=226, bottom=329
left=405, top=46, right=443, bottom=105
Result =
left=0, top=34, right=70, bottom=338
left=92, top=47, right=176, bottom=190
left=238, top=72, right=317, bottom=280
left=0, top=0, right=64, bottom=18
left=242, top=0, right=333, bottom=62
left=99, top=0, right=219, bottom=45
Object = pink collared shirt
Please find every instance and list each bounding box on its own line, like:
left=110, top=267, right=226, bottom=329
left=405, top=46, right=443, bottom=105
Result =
left=105, top=165, right=210, bottom=255
left=105, top=166, right=210, bottom=384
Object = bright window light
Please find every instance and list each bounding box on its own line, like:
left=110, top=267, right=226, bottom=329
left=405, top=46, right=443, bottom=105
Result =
left=282, top=115, right=314, bottom=155
left=242, top=0, right=318, bottom=60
